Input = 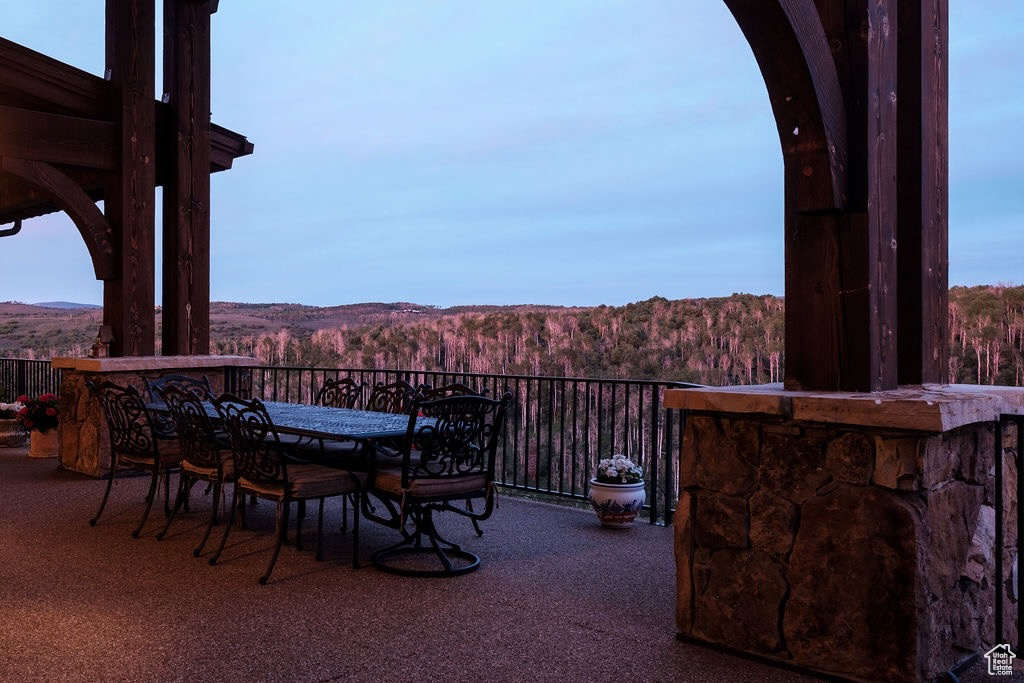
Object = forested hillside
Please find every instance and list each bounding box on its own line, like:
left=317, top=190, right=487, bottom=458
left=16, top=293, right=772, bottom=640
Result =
left=2, top=285, right=1022, bottom=385
left=220, top=294, right=785, bottom=384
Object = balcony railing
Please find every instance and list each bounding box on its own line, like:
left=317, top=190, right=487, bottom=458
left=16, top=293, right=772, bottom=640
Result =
left=0, top=358, right=63, bottom=402
left=1, top=358, right=691, bottom=525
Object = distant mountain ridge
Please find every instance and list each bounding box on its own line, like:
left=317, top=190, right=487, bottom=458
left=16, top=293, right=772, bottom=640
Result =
left=0, top=300, right=580, bottom=359
left=32, top=301, right=102, bottom=310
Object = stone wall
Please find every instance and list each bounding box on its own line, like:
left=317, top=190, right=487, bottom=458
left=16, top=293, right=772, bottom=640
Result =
left=53, top=355, right=255, bottom=476
left=674, top=413, right=1018, bottom=682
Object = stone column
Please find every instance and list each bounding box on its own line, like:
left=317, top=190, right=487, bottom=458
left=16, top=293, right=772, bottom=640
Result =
left=52, top=355, right=256, bottom=476
left=665, top=384, right=1024, bottom=682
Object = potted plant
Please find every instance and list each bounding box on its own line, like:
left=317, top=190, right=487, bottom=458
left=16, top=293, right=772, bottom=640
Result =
left=0, top=400, right=27, bottom=447
left=589, top=454, right=646, bottom=528
left=16, top=393, right=60, bottom=458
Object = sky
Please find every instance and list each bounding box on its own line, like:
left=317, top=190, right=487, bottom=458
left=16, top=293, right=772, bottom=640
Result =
left=1, top=1, right=1022, bottom=309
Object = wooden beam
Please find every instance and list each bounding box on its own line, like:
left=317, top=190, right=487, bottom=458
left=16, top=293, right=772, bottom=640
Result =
left=153, top=108, right=253, bottom=181
left=724, top=0, right=848, bottom=212
left=866, top=0, right=899, bottom=390
left=897, top=0, right=949, bottom=385
left=0, top=105, right=117, bottom=169
left=103, top=0, right=156, bottom=357
left=728, top=0, right=862, bottom=390
left=162, top=0, right=213, bottom=355
left=0, top=37, right=113, bottom=118
left=210, top=122, right=254, bottom=171
left=0, top=167, right=105, bottom=224
left=0, top=157, right=114, bottom=279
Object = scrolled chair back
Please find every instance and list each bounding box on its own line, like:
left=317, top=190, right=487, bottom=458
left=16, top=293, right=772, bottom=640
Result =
left=315, top=376, right=364, bottom=409
left=144, top=373, right=213, bottom=402
left=88, top=380, right=160, bottom=458
left=143, top=374, right=213, bottom=438
left=403, top=391, right=513, bottom=482
left=212, top=394, right=288, bottom=486
left=364, top=380, right=416, bottom=414
left=417, top=382, right=488, bottom=399
left=158, top=385, right=223, bottom=471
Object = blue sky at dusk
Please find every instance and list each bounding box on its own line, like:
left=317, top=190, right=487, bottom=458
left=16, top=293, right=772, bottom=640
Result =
left=2, top=2, right=1022, bottom=308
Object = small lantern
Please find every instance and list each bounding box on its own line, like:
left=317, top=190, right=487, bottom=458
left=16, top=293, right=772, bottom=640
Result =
left=90, top=325, right=114, bottom=358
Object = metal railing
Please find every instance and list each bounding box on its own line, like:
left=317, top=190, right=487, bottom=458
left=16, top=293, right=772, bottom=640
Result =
left=225, top=365, right=694, bottom=525
left=0, top=358, right=63, bottom=401
left=996, top=414, right=1024, bottom=650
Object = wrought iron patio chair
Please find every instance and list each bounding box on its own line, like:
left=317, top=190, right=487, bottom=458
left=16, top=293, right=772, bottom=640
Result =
left=143, top=373, right=213, bottom=438
left=414, top=382, right=494, bottom=534
left=210, top=394, right=363, bottom=584
left=311, top=376, right=370, bottom=469
left=363, top=390, right=513, bottom=577
left=364, top=380, right=417, bottom=414
left=314, top=376, right=364, bottom=409
left=88, top=380, right=183, bottom=538
left=154, top=385, right=235, bottom=557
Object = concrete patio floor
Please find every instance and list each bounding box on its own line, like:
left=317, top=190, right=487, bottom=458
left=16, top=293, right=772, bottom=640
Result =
left=0, top=445, right=832, bottom=682
left=5, top=443, right=996, bottom=682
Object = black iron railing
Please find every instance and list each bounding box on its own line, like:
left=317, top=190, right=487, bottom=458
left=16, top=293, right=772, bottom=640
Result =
left=0, top=358, right=63, bottom=401
left=996, top=414, right=1024, bottom=650
left=225, top=365, right=696, bottom=525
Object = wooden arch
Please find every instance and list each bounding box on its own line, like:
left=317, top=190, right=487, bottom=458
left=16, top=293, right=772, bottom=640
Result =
left=727, top=0, right=948, bottom=391
left=0, top=157, right=114, bottom=279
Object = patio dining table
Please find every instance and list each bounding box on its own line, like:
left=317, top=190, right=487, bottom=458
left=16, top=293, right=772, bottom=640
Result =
left=148, top=398, right=419, bottom=444
left=257, top=401, right=416, bottom=442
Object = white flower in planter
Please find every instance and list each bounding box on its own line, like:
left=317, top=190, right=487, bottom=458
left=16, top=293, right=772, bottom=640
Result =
left=595, top=454, right=643, bottom=484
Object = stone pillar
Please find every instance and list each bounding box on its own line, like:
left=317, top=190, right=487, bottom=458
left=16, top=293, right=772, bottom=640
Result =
left=664, top=384, right=1024, bottom=682
left=52, top=355, right=256, bottom=476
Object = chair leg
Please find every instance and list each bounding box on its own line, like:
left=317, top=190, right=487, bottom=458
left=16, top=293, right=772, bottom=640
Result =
left=209, top=487, right=240, bottom=566
left=131, top=468, right=161, bottom=539
left=465, top=498, right=484, bottom=536
left=351, top=492, right=361, bottom=569
left=156, top=472, right=190, bottom=541
left=260, top=499, right=288, bottom=585
left=193, top=480, right=222, bottom=557
left=339, top=494, right=349, bottom=532
left=294, top=500, right=304, bottom=550
left=371, top=506, right=480, bottom=577
left=163, top=467, right=173, bottom=515
left=315, top=498, right=325, bottom=561
left=89, top=459, right=118, bottom=527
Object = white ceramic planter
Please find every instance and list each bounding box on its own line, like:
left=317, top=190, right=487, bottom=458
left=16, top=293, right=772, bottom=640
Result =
left=589, top=479, right=645, bottom=528
left=0, top=418, right=27, bottom=447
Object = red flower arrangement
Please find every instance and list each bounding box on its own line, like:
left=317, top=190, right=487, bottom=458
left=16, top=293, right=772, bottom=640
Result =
left=16, top=393, right=60, bottom=433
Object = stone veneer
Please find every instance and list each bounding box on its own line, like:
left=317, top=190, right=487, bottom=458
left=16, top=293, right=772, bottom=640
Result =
left=663, top=384, right=1024, bottom=682
left=52, top=355, right=256, bottom=476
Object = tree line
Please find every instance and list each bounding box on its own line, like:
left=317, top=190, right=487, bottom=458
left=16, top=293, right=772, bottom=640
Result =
left=6, top=286, right=1021, bottom=386
left=216, top=286, right=1024, bottom=387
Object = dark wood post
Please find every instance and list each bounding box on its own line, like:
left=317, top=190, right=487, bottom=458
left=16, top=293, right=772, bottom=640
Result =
left=103, top=0, right=157, bottom=356
left=729, top=0, right=948, bottom=391
left=897, top=0, right=949, bottom=385
left=162, top=0, right=213, bottom=355
left=865, top=0, right=900, bottom=391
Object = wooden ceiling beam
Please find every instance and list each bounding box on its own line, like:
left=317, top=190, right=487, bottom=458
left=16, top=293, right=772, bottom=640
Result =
left=0, top=105, right=117, bottom=169
left=0, top=37, right=112, bottom=118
